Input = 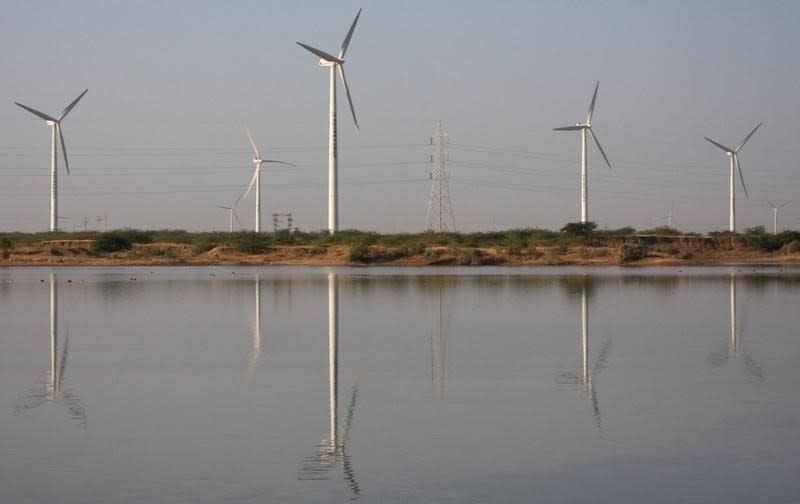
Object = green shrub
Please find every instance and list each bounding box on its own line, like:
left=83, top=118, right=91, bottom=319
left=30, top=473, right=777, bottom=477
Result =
left=92, top=232, right=133, bottom=253
left=561, top=222, right=597, bottom=238
left=619, top=243, right=648, bottom=263
left=231, top=232, right=270, bottom=253
left=348, top=244, right=371, bottom=263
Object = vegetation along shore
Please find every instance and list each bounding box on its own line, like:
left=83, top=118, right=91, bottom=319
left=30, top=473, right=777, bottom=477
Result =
left=2, top=223, right=800, bottom=267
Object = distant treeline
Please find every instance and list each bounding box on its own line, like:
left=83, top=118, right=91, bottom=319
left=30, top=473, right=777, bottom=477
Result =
left=1, top=223, right=799, bottom=255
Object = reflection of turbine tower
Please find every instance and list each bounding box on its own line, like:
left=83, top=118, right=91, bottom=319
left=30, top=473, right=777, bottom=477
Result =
left=247, top=274, right=263, bottom=373
left=430, top=282, right=447, bottom=398
left=299, top=273, right=359, bottom=498
left=15, top=273, right=86, bottom=425
left=559, top=282, right=610, bottom=430
left=710, top=274, right=763, bottom=379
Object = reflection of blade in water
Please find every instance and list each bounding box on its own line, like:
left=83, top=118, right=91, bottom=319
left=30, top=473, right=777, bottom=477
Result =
left=298, top=273, right=360, bottom=499
left=298, top=384, right=360, bottom=499
left=707, top=275, right=764, bottom=380
left=557, top=282, right=610, bottom=431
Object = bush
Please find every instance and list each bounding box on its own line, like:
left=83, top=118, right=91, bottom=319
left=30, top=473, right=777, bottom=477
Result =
left=782, top=240, right=800, bottom=255
left=561, top=222, right=597, bottom=238
left=348, top=244, right=371, bottom=263
left=93, top=232, right=133, bottom=253
left=619, top=243, right=648, bottom=263
left=231, top=232, right=270, bottom=253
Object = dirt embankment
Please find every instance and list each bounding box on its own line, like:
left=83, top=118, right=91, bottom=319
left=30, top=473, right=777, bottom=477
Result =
left=1, top=237, right=799, bottom=267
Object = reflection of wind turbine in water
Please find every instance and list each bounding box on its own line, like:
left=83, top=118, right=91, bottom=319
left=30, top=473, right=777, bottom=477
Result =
left=430, top=281, right=448, bottom=398
left=708, top=274, right=764, bottom=379
left=15, top=273, right=86, bottom=425
left=299, top=273, right=360, bottom=498
left=246, top=274, right=263, bottom=374
left=558, top=282, right=610, bottom=430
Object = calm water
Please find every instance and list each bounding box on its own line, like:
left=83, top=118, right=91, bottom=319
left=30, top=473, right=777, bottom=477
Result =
left=1, top=266, right=799, bottom=503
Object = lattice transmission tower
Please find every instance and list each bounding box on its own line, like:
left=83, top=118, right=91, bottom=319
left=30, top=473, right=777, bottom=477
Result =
left=426, top=121, right=456, bottom=232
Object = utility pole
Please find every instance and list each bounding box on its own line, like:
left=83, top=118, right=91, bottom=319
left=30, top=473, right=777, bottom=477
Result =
left=426, top=121, right=456, bottom=232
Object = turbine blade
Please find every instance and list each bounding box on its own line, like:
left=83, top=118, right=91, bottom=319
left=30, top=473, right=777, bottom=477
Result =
left=296, top=42, right=343, bottom=64
left=233, top=210, right=243, bottom=229
left=58, top=89, right=88, bottom=121
left=14, top=102, right=58, bottom=122
left=261, top=159, right=296, bottom=167
left=589, top=128, right=612, bottom=170
left=779, top=201, right=790, bottom=208
left=554, top=125, right=584, bottom=131
left=704, top=136, right=735, bottom=153
left=338, top=65, right=359, bottom=132
left=339, top=8, right=363, bottom=59
left=57, top=124, right=70, bottom=174
left=735, top=155, right=749, bottom=199
left=245, top=127, right=261, bottom=159
left=768, top=200, right=776, bottom=209
left=587, top=81, right=599, bottom=125
left=216, top=205, right=232, bottom=210
left=735, top=121, right=763, bottom=152
left=243, top=166, right=259, bottom=201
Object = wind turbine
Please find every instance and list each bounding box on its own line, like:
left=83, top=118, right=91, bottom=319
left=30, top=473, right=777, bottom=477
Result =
left=554, top=82, right=612, bottom=223
left=216, top=195, right=243, bottom=233
left=661, top=201, right=678, bottom=229
left=704, top=122, right=763, bottom=232
left=297, top=9, right=362, bottom=234
left=14, top=90, right=88, bottom=232
left=241, top=128, right=294, bottom=233
left=768, top=200, right=789, bottom=234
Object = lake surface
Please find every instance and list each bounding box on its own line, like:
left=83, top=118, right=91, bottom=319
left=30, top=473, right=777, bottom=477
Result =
left=1, top=266, right=799, bottom=503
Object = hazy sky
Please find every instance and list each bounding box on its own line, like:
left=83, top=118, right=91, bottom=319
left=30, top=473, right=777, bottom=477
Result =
left=1, top=1, right=799, bottom=233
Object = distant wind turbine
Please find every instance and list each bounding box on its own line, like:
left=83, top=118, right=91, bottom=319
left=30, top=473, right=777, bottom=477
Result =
left=704, top=122, right=763, bottom=232
left=554, top=82, right=612, bottom=223
left=14, top=90, right=88, bottom=232
left=661, top=201, right=678, bottom=229
left=768, top=200, right=789, bottom=234
left=216, top=195, right=243, bottom=233
left=297, top=9, right=362, bottom=234
left=241, top=128, right=294, bottom=233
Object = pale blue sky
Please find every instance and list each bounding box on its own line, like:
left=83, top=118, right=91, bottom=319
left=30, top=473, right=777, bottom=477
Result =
left=1, top=1, right=799, bottom=232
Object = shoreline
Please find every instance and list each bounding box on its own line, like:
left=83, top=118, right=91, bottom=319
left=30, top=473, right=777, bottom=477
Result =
left=2, top=242, right=799, bottom=268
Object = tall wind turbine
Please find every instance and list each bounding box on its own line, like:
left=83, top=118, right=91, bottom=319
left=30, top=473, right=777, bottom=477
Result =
left=241, top=128, right=294, bottom=233
left=15, top=90, right=88, bottom=232
left=297, top=9, right=362, bottom=234
left=704, top=122, right=763, bottom=232
left=768, top=200, right=789, bottom=234
left=554, top=82, right=612, bottom=223
left=661, top=201, right=678, bottom=229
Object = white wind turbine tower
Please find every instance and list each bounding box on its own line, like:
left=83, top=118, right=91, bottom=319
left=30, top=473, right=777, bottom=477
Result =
left=14, top=90, right=88, bottom=232
left=704, top=122, right=763, bottom=232
left=554, top=82, right=612, bottom=223
left=241, top=128, right=294, bottom=233
left=297, top=9, right=362, bottom=234
left=768, top=200, right=789, bottom=235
